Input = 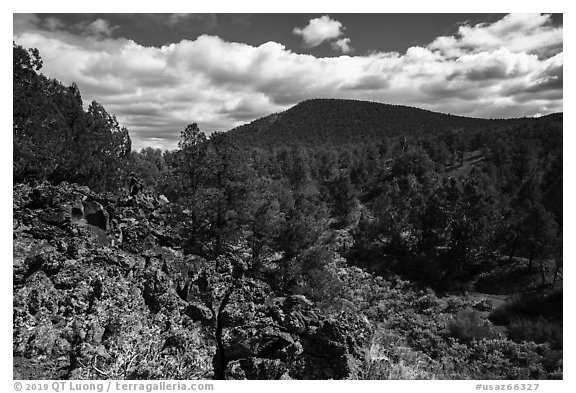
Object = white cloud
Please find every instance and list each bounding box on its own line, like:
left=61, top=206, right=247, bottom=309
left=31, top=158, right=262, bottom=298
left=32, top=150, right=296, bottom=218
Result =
left=87, top=19, right=115, bottom=36
left=293, top=15, right=345, bottom=48
left=429, top=13, right=562, bottom=58
left=332, top=38, right=352, bottom=54
left=13, top=13, right=562, bottom=150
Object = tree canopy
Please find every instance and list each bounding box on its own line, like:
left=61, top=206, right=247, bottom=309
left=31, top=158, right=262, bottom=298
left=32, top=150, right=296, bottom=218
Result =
left=13, top=42, right=131, bottom=191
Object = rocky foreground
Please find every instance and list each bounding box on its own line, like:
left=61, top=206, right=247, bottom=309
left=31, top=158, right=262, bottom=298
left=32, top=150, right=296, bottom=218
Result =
left=13, top=182, right=373, bottom=380
left=13, top=182, right=561, bottom=380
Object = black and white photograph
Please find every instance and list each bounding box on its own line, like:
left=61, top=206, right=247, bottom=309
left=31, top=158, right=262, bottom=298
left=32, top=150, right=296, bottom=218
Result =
left=10, top=4, right=566, bottom=385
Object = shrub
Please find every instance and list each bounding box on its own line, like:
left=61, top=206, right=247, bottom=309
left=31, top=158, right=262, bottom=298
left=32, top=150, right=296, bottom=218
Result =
left=508, top=317, right=563, bottom=349
left=489, top=291, right=563, bottom=326
left=447, top=309, right=495, bottom=343
left=489, top=294, right=523, bottom=325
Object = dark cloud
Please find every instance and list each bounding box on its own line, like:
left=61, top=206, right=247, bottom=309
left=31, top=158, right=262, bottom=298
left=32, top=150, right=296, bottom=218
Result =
left=343, top=75, right=389, bottom=91
left=512, top=89, right=563, bottom=104
left=450, top=64, right=510, bottom=81
left=524, top=75, right=563, bottom=93
left=77, top=81, right=131, bottom=97
left=110, top=104, right=164, bottom=117
left=217, top=99, right=273, bottom=122
left=421, top=82, right=486, bottom=101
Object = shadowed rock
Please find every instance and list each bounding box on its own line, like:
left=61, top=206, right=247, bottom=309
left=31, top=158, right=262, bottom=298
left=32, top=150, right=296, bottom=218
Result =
left=71, top=204, right=84, bottom=220
left=83, top=201, right=108, bottom=231
left=185, top=302, right=214, bottom=324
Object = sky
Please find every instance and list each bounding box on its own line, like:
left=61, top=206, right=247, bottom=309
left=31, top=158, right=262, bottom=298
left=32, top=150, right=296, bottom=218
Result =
left=13, top=13, right=563, bottom=150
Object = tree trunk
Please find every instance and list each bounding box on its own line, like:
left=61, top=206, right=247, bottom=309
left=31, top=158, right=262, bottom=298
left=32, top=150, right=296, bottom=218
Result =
left=553, top=262, right=561, bottom=283
left=214, top=233, right=222, bottom=258
left=552, top=251, right=562, bottom=284
left=508, top=232, right=519, bottom=263
left=539, top=257, right=546, bottom=286
left=251, top=240, right=261, bottom=261
left=214, top=196, right=225, bottom=257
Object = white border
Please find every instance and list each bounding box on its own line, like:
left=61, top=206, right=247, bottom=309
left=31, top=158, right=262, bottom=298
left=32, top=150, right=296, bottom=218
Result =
left=3, top=2, right=572, bottom=391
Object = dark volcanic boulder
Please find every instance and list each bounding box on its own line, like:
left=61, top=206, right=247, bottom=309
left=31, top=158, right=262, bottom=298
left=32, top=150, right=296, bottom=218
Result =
left=218, top=279, right=372, bottom=380
left=300, top=313, right=372, bottom=379
left=225, top=358, right=290, bottom=380
left=40, top=207, right=71, bottom=226
left=25, top=251, right=65, bottom=277
left=83, top=200, right=109, bottom=231
left=185, top=302, right=214, bottom=324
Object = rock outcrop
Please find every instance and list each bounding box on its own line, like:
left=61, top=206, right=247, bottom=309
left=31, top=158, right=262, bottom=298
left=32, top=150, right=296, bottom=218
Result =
left=219, top=284, right=372, bottom=379
left=13, top=181, right=372, bottom=380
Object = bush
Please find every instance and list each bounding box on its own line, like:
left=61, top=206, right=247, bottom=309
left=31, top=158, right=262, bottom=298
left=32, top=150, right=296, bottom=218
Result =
left=489, top=294, right=522, bottom=325
left=288, top=246, right=344, bottom=304
left=508, top=317, right=563, bottom=349
left=489, top=291, right=563, bottom=326
left=447, top=309, right=495, bottom=343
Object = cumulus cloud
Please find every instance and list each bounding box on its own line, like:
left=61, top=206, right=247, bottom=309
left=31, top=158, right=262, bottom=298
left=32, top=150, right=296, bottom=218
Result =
left=332, top=38, right=352, bottom=54
left=293, top=15, right=345, bottom=48
left=13, top=13, right=562, bottom=150
left=429, top=13, right=562, bottom=59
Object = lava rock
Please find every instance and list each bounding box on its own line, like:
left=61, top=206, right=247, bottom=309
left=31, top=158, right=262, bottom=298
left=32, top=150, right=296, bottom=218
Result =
left=83, top=200, right=109, bottom=231
left=185, top=302, right=214, bottom=324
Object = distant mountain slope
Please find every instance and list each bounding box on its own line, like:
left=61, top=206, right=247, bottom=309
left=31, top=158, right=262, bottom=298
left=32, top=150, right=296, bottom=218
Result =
left=226, top=99, right=561, bottom=148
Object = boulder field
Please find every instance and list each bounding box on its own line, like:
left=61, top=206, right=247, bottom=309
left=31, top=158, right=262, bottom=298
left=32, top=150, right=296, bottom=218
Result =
left=13, top=182, right=371, bottom=380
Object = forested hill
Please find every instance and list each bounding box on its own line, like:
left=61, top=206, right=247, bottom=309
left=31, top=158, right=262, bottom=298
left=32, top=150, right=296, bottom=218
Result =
left=227, top=98, right=561, bottom=148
